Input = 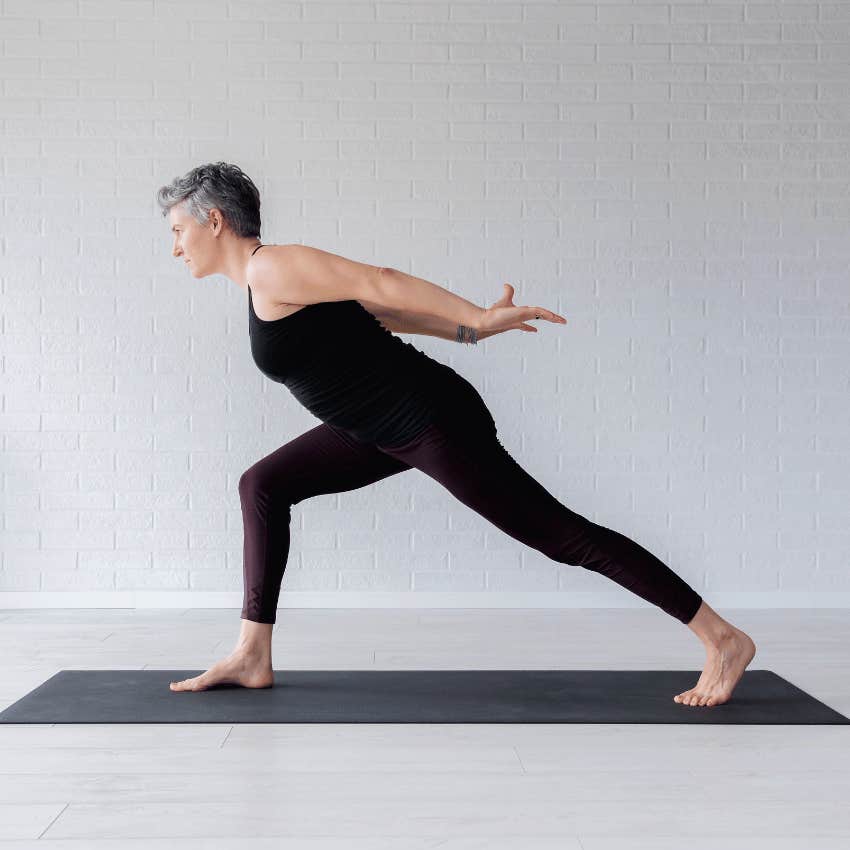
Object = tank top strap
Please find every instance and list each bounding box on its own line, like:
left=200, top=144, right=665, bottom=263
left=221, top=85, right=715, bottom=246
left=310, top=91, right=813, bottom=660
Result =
left=251, top=243, right=264, bottom=256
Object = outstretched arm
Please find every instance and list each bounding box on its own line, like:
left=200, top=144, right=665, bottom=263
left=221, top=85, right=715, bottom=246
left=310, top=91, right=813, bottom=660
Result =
left=377, top=310, right=496, bottom=342
left=373, top=267, right=487, bottom=331
left=375, top=269, right=566, bottom=337
left=253, top=245, right=488, bottom=332
left=255, top=245, right=565, bottom=335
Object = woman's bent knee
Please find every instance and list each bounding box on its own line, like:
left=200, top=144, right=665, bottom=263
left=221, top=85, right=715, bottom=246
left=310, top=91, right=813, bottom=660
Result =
left=238, top=469, right=263, bottom=500
left=238, top=468, right=290, bottom=506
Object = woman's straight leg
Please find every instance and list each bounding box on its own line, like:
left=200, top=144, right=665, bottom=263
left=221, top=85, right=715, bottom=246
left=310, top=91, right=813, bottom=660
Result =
left=376, top=403, right=703, bottom=625
left=238, top=422, right=413, bottom=624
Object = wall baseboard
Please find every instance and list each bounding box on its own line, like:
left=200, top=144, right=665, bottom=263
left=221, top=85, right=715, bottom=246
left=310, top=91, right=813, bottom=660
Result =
left=1, top=591, right=849, bottom=611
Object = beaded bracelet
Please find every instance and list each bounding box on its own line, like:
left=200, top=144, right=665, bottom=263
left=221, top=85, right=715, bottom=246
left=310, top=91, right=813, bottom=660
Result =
left=456, top=324, right=478, bottom=345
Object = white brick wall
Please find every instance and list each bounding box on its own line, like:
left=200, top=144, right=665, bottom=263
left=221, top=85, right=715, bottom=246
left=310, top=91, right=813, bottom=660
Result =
left=2, top=1, right=849, bottom=613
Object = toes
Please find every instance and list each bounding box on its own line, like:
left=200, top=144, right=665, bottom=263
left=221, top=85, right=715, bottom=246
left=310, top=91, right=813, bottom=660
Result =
left=673, top=689, right=723, bottom=706
left=674, top=688, right=725, bottom=708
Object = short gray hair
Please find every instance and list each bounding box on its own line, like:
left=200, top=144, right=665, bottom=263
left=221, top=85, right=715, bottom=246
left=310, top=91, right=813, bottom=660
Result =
left=156, top=161, right=261, bottom=239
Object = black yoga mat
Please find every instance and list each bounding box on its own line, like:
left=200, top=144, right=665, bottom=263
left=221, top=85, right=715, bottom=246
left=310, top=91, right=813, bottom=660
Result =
left=0, top=669, right=846, bottom=725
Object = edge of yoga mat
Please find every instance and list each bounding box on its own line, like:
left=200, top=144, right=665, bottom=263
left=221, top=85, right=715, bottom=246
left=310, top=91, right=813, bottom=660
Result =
left=0, top=669, right=847, bottom=725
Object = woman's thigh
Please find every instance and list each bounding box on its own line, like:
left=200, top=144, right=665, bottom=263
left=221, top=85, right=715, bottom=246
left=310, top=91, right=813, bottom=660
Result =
left=239, top=421, right=413, bottom=506
left=376, top=404, right=589, bottom=557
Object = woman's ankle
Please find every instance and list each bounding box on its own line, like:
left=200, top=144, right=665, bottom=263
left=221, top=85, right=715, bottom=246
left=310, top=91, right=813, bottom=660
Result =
left=687, top=600, right=736, bottom=647
left=237, top=618, right=274, bottom=657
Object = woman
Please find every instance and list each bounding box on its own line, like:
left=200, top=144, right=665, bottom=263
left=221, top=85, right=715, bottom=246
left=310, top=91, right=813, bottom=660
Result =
left=157, top=162, right=756, bottom=707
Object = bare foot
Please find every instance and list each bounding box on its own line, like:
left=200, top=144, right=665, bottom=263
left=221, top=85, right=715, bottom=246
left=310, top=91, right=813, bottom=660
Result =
left=169, top=648, right=274, bottom=692
left=673, top=627, right=756, bottom=707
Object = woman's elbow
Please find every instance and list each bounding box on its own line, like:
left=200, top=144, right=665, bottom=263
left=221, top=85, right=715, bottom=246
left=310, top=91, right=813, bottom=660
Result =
left=371, top=265, right=398, bottom=309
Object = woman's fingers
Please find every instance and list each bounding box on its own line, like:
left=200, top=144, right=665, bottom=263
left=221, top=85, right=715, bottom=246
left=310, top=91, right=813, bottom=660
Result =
left=527, top=306, right=567, bottom=323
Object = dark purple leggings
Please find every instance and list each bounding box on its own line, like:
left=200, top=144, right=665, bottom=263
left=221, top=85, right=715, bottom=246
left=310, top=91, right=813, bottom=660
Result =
left=238, top=392, right=703, bottom=626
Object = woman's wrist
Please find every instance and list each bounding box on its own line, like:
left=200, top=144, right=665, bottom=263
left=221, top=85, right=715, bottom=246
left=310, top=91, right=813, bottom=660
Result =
left=456, top=324, right=481, bottom=344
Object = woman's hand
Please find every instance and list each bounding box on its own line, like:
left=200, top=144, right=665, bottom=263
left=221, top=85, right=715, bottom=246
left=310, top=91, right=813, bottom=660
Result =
left=478, top=283, right=567, bottom=336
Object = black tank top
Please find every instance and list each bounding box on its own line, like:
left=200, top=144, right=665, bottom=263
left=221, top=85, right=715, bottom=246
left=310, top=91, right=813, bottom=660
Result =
left=247, top=243, right=468, bottom=447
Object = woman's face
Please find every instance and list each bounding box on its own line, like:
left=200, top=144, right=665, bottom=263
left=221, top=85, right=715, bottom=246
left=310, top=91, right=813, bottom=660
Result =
left=169, top=206, right=206, bottom=276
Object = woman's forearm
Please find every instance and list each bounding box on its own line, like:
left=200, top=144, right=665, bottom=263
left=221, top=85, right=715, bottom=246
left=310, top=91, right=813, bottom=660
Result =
left=378, top=310, right=493, bottom=342
left=374, top=267, right=486, bottom=330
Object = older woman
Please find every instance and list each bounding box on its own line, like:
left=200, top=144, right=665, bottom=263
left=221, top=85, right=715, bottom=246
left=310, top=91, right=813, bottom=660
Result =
left=157, top=162, right=755, bottom=708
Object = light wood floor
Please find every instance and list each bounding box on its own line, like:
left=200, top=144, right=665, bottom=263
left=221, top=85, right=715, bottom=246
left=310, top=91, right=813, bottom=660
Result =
left=1, top=607, right=848, bottom=847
